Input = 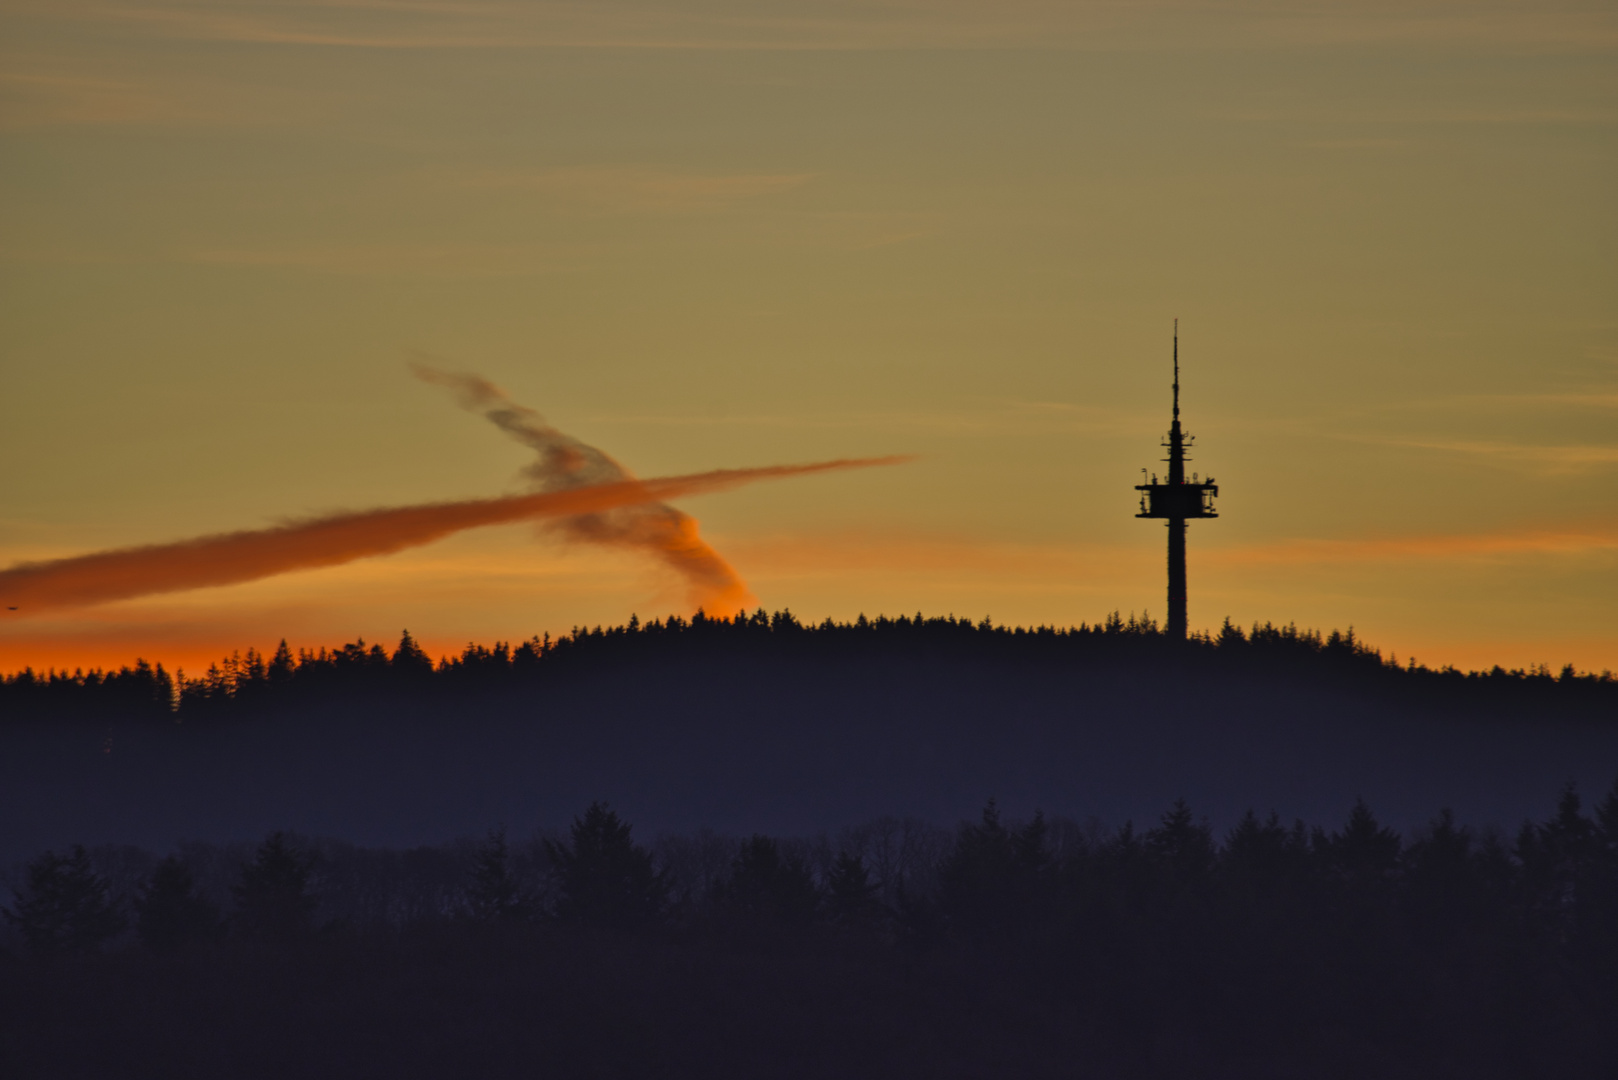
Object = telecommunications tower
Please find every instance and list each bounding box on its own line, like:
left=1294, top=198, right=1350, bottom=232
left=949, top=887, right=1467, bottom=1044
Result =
left=1135, top=320, right=1218, bottom=640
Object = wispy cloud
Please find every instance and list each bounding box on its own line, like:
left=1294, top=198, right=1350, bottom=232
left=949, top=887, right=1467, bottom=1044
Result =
left=1354, top=435, right=1618, bottom=473
left=173, top=209, right=930, bottom=273
left=1293, top=137, right=1412, bottom=151
left=9, top=1, right=1614, bottom=54
left=457, top=167, right=813, bottom=214
left=180, top=242, right=587, bottom=277
left=1206, top=525, right=1618, bottom=567
left=10, top=1, right=1610, bottom=135
left=0, top=68, right=190, bottom=129
left=1300, top=391, right=1618, bottom=474
left=580, top=400, right=1150, bottom=438
left=1225, top=105, right=1618, bottom=127
left=1379, top=391, right=1618, bottom=413
left=727, top=522, right=1618, bottom=586
left=729, top=533, right=1150, bottom=598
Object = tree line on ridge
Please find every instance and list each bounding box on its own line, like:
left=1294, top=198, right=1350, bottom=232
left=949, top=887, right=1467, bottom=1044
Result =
left=3, top=609, right=1614, bottom=724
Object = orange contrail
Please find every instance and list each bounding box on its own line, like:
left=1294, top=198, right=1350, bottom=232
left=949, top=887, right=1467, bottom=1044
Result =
left=413, top=364, right=762, bottom=614
left=0, top=458, right=908, bottom=615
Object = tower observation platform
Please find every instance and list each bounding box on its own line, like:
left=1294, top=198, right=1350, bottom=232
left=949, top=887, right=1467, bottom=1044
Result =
left=1136, top=320, right=1218, bottom=640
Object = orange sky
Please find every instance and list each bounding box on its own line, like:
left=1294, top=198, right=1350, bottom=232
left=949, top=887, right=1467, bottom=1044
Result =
left=2, top=0, right=1615, bottom=678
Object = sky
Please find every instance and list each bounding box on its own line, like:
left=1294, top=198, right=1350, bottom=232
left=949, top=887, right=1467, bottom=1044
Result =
left=1, top=0, right=1615, bottom=677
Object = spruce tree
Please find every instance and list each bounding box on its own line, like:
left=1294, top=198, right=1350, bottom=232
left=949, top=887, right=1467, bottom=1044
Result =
left=136, top=856, right=220, bottom=952
left=3, top=845, right=125, bottom=955
left=267, top=640, right=295, bottom=684
left=1146, top=799, right=1215, bottom=883
left=726, top=835, right=819, bottom=924
left=465, top=827, right=534, bottom=922
left=1321, top=800, right=1403, bottom=889
left=826, top=851, right=883, bottom=924
left=392, top=630, right=434, bottom=676
left=546, top=803, right=666, bottom=929
left=937, top=800, right=1051, bottom=936
left=233, top=832, right=317, bottom=939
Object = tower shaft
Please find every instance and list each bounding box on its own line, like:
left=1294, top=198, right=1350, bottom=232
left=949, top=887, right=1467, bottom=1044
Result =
left=1167, top=519, right=1187, bottom=640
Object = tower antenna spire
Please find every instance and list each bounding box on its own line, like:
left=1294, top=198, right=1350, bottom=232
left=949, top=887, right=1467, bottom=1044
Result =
left=1172, top=318, right=1179, bottom=422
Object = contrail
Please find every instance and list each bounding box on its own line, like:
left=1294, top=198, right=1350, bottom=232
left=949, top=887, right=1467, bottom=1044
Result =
left=413, top=363, right=760, bottom=614
left=0, top=458, right=907, bottom=614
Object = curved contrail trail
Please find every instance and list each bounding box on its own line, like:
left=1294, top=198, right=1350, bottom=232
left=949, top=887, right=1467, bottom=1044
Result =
left=412, top=363, right=760, bottom=614
left=0, top=457, right=910, bottom=614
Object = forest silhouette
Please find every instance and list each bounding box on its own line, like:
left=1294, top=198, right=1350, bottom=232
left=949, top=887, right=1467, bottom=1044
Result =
left=3, top=612, right=1616, bottom=1076
left=3, top=787, right=1617, bottom=1077
left=2, top=608, right=1614, bottom=724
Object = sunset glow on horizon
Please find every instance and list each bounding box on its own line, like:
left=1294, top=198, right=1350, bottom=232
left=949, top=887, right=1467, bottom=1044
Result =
left=3, top=0, right=1615, bottom=679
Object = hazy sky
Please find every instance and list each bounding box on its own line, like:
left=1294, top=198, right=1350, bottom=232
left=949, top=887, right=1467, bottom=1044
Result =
left=2, top=0, right=1615, bottom=674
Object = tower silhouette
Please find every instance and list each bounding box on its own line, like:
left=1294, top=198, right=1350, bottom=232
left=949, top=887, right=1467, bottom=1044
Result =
left=1136, top=321, right=1218, bottom=640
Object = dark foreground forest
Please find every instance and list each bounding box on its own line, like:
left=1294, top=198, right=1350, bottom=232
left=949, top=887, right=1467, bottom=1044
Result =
left=4, top=788, right=1618, bottom=1079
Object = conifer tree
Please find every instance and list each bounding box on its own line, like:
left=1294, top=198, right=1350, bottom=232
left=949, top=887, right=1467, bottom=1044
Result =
left=1223, top=810, right=1305, bottom=886
left=546, top=803, right=666, bottom=929
left=392, top=630, right=434, bottom=676
left=938, top=800, right=1051, bottom=936
left=2, top=845, right=125, bottom=955
left=233, top=832, right=317, bottom=939
left=1321, top=800, right=1402, bottom=886
left=726, top=835, right=819, bottom=923
left=1595, top=779, right=1618, bottom=856
left=136, top=856, right=220, bottom=952
left=465, top=827, right=533, bottom=922
left=1146, top=799, right=1216, bottom=883
left=826, top=851, right=883, bottom=924
left=267, top=640, right=295, bottom=684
